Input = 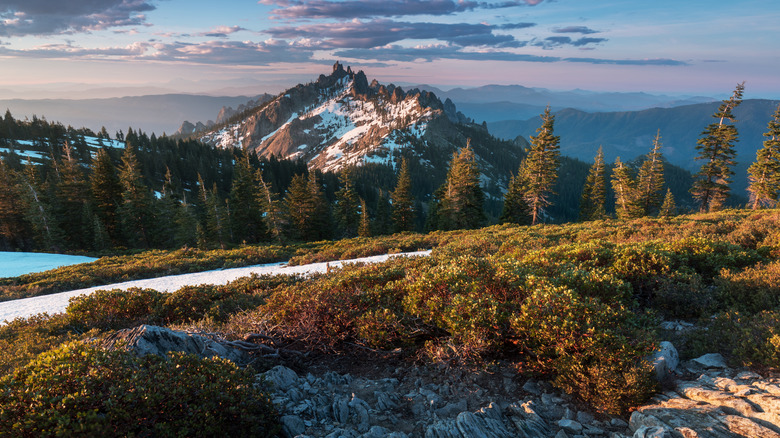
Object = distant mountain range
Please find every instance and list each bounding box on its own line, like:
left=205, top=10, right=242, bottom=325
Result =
left=488, top=99, right=780, bottom=194
left=0, top=95, right=264, bottom=136
left=415, top=84, right=717, bottom=122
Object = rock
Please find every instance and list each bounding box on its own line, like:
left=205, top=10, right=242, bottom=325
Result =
left=576, top=411, right=595, bottom=424
left=522, top=379, right=541, bottom=395
left=435, top=400, right=468, bottom=418
left=691, top=353, right=728, bottom=369
left=721, top=414, right=780, bottom=438
left=557, top=419, right=583, bottom=435
left=632, top=425, right=670, bottom=438
left=333, top=396, right=350, bottom=424
left=263, top=365, right=301, bottom=391
left=554, top=430, right=569, bottom=438
left=349, top=395, right=371, bottom=433
left=281, top=414, right=306, bottom=438
left=648, top=341, right=679, bottom=381
left=102, top=325, right=249, bottom=363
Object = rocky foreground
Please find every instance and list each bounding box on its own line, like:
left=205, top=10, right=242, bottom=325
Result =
left=107, top=325, right=780, bottom=438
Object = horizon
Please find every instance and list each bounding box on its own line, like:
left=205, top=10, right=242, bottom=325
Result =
left=0, top=1, right=778, bottom=101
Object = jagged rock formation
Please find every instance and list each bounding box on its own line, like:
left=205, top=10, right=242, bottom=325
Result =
left=195, top=62, right=491, bottom=174
left=176, top=94, right=274, bottom=136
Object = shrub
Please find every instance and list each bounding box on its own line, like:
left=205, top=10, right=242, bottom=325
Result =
left=716, top=261, right=780, bottom=314
left=0, top=341, right=280, bottom=437
left=66, top=288, right=164, bottom=330
left=510, top=285, right=657, bottom=414
left=688, top=310, right=780, bottom=367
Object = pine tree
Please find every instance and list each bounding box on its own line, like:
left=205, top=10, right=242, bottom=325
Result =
left=18, top=161, right=63, bottom=250
left=285, top=173, right=316, bottom=241
left=229, top=152, right=266, bottom=243
left=635, top=131, right=666, bottom=216
left=335, top=167, right=360, bottom=238
left=118, top=143, right=153, bottom=248
left=659, top=188, right=677, bottom=217
left=54, top=142, right=89, bottom=249
left=611, top=157, right=641, bottom=220
left=579, top=146, right=607, bottom=221
left=433, top=141, right=485, bottom=230
left=258, top=172, right=286, bottom=242
left=374, top=190, right=392, bottom=236
left=391, top=158, right=415, bottom=232
left=0, top=158, right=29, bottom=249
left=358, top=197, right=371, bottom=237
left=499, top=167, right=530, bottom=224
left=521, top=106, right=560, bottom=225
left=89, top=148, right=122, bottom=245
left=307, top=171, right=332, bottom=240
left=691, top=82, right=745, bottom=212
left=747, top=104, right=780, bottom=209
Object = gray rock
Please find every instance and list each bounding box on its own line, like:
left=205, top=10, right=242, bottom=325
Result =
left=425, top=420, right=461, bottom=438
left=691, top=353, right=727, bottom=369
left=575, top=411, right=594, bottom=424
left=349, top=395, right=371, bottom=433
left=632, top=426, right=670, bottom=438
left=281, top=414, right=307, bottom=438
left=435, top=399, right=468, bottom=418
left=648, top=341, right=679, bottom=381
left=554, top=430, right=569, bottom=438
left=264, top=365, right=301, bottom=391
left=523, top=379, right=542, bottom=395
left=102, top=324, right=249, bottom=363
left=333, top=396, right=350, bottom=424
left=557, top=419, right=583, bottom=435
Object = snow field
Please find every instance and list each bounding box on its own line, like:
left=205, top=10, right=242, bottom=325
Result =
left=0, top=250, right=431, bottom=325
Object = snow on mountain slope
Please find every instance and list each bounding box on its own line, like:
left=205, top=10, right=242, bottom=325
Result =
left=196, top=62, right=470, bottom=173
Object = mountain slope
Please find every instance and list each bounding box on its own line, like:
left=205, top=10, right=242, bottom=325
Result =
left=489, top=99, right=780, bottom=194
left=195, top=63, right=526, bottom=203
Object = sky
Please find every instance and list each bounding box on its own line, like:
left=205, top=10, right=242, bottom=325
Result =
left=0, top=0, right=777, bottom=99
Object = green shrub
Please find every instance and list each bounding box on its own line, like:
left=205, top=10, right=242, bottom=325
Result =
left=716, top=261, right=780, bottom=313
left=0, top=341, right=279, bottom=437
left=688, top=310, right=780, bottom=367
left=66, top=288, right=164, bottom=330
left=510, top=285, right=657, bottom=414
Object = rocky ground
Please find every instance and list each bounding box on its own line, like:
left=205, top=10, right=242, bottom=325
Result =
left=109, top=325, right=780, bottom=438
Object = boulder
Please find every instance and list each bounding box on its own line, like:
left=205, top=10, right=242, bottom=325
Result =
left=102, top=325, right=249, bottom=363
left=648, top=341, right=679, bottom=381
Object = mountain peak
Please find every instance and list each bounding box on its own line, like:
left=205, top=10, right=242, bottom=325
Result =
left=195, top=63, right=475, bottom=172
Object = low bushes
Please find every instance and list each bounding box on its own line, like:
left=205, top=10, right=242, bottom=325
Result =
left=0, top=341, right=279, bottom=437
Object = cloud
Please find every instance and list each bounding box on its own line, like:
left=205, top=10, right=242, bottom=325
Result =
left=334, top=44, right=688, bottom=67
left=0, top=39, right=315, bottom=65
left=0, top=0, right=156, bottom=37
left=564, top=57, right=688, bottom=66
left=334, top=44, right=559, bottom=62
left=533, top=35, right=607, bottom=49
left=266, top=19, right=524, bottom=49
left=553, top=26, right=599, bottom=34
left=197, top=25, right=248, bottom=38
left=259, top=0, right=547, bottom=19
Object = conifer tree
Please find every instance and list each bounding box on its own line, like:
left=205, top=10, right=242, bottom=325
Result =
left=18, top=161, right=62, bottom=250
left=579, top=146, right=607, bottom=221
left=258, top=173, right=286, bottom=242
left=374, top=190, right=392, bottom=236
left=89, top=148, right=122, bottom=245
left=54, top=142, right=89, bottom=249
left=118, top=143, right=153, bottom=248
left=0, top=158, right=29, bottom=249
left=691, top=82, right=745, bottom=212
left=521, top=106, right=560, bottom=225
left=335, top=167, right=360, bottom=238
left=659, top=188, right=677, bottom=217
left=747, top=104, right=780, bottom=209
left=285, top=173, right=316, bottom=241
left=611, top=157, right=641, bottom=220
left=499, top=166, right=530, bottom=224
left=307, top=171, right=332, bottom=240
left=358, top=197, right=371, bottom=237
left=635, top=131, right=666, bottom=216
left=229, top=152, right=266, bottom=243
left=391, top=158, right=415, bottom=232
left=432, top=141, right=485, bottom=230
